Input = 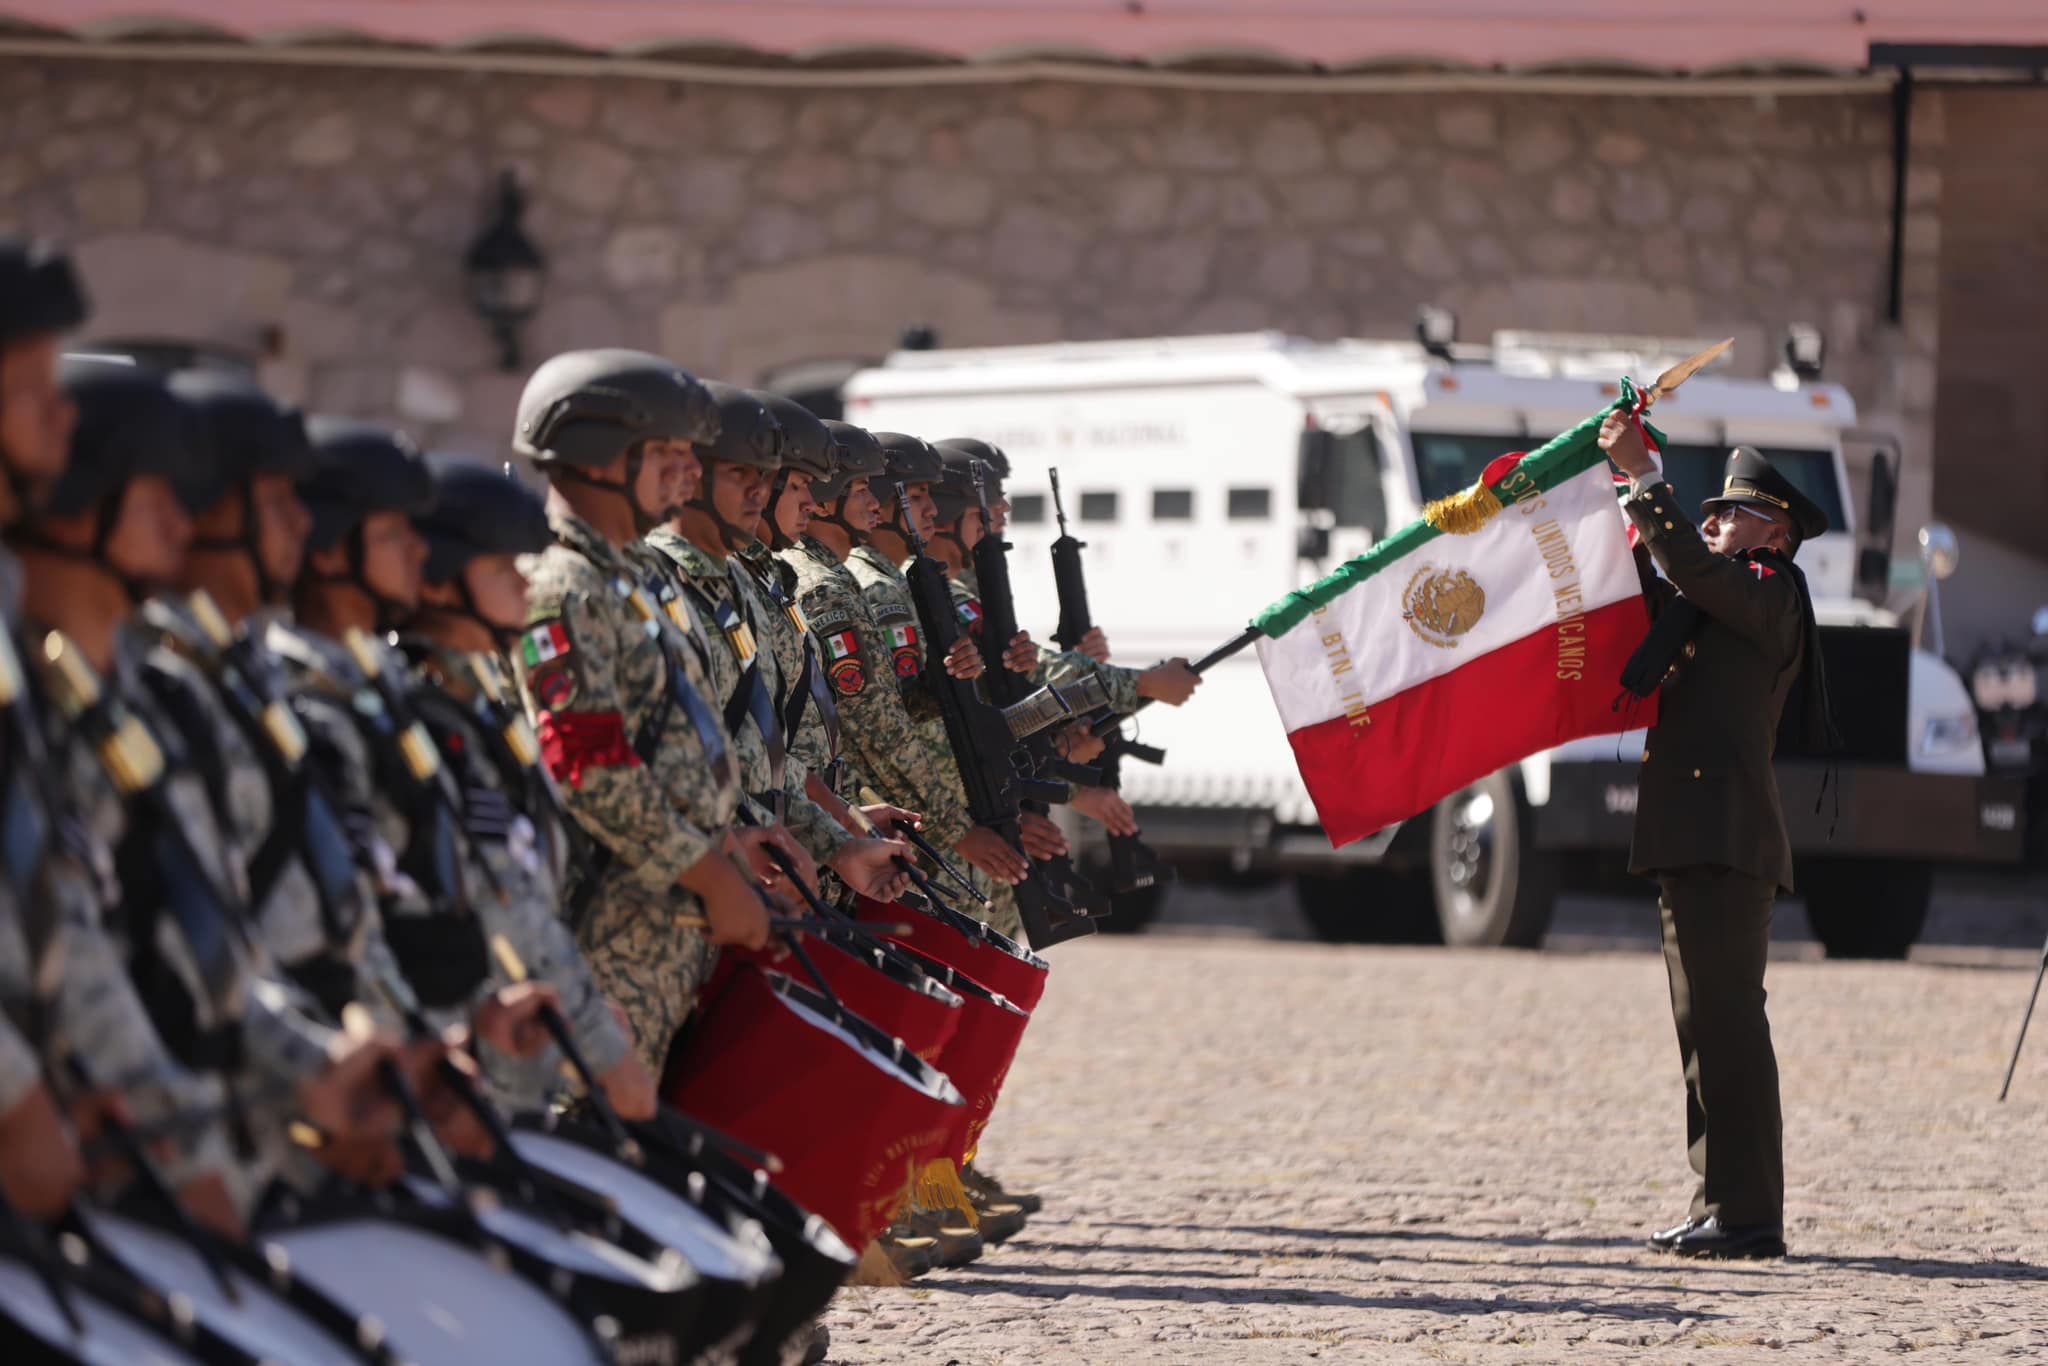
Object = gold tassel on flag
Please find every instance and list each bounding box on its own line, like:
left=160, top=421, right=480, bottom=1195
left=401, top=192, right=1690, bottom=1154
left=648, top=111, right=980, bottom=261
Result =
left=913, top=1157, right=979, bottom=1229
left=1422, top=481, right=1503, bottom=535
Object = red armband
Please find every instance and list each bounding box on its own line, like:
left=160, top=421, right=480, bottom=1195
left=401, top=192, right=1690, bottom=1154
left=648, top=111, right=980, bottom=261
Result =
left=537, top=710, right=639, bottom=789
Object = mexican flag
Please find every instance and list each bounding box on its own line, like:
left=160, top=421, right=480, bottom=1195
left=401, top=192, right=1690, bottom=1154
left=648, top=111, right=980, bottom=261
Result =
left=1253, top=395, right=1659, bottom=846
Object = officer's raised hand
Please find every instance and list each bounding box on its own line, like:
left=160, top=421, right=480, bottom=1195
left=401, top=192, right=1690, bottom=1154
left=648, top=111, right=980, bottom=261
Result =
left=1138, top=659, right=1201, bottom=705
left=1598, top=411, right=1656, bottom=478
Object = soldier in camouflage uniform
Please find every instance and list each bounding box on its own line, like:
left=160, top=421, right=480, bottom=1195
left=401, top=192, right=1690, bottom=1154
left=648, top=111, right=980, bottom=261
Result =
left=781, top=422, right=985, bottom=874
left=852, top=432, right=1076, bottom=939
left=0, top=237, right=222, bottom=1217
left=510, top=350, right=770, bottom=1077
left=279, top=417, right=563, bottom=1171
left=402, top=455, right=656, bottom=1118
left=18, top=356, right=410, bottom=1227
left=644, top=383, right=911, bottom=903
left=925, top=443, right=1202, bottom=848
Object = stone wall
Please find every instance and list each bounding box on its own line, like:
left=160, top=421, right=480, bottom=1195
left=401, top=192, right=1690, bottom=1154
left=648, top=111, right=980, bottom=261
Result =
left=0, top=57, right=1938, bottom=558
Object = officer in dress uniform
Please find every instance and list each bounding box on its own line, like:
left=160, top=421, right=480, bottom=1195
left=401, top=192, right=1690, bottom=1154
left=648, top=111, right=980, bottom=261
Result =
left=1600, top=415, right=1833, bottom=1261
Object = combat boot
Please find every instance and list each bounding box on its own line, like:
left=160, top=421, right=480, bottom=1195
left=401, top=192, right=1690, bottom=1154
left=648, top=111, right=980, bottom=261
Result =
left=901, top=1204, right=984, bottom=1267
left=853, top=1227, right=938, bottom=1285
left=967, top=1192, right=1028, bottom=1245
left=963, top=1162, right=1042, bottom=1215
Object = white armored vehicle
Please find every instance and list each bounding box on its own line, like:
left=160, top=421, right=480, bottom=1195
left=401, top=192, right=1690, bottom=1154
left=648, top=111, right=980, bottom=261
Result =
left=844, top=328, right=2024, bottom=956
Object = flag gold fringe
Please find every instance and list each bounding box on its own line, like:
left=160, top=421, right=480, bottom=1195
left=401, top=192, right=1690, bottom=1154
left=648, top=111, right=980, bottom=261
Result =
left=913, top=1158, right=978, bottom=1229
left=1422, top=482, right=1503, bottom=535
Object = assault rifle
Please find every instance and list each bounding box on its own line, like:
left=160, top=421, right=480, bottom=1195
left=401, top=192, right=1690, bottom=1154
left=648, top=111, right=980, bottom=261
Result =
left=1047, top=470, right=1173, bottom=895
left=896, top=482, right=1095, bottom=948
left=968, top=466, right=1109, bottom=920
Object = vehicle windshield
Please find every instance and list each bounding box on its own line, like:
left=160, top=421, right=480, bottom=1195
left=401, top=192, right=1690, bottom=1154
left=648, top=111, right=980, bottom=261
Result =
left=1408, top=430, right=1846, bottom=534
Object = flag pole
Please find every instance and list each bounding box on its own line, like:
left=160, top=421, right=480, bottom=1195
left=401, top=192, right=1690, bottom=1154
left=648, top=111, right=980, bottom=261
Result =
left=1192, top=627, right=1261, bottom=675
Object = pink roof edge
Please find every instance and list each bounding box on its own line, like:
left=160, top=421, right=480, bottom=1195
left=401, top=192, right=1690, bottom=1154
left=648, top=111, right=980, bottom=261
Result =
left=14, top=1, right=2048, bottom=72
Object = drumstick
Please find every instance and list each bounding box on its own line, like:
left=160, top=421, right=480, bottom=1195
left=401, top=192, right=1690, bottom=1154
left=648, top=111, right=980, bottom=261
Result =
left=61, top=1054, right=243, bottom=1307
left=343, top=1003, right=467, bottom=1200
left=857, top=785, right=989, bottom=906
left=488, top=938, right=642, bottom=1166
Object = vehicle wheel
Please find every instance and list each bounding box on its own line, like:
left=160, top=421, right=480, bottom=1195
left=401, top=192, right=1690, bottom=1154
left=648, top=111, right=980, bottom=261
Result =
left=1096, top=882, right=1165, bottom=935
left=1293, top=868, right=1439, bottom=944
left=1801, top=859, right=1932, bottom=959
left=1430, top=771, right=1559, bottom=949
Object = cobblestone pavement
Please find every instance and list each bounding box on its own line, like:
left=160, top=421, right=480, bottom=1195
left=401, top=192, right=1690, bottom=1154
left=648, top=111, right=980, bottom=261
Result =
left=826, top=934, right=2048, bottom=1364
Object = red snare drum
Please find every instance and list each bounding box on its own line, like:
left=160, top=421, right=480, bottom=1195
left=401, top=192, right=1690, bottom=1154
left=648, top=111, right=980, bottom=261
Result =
left=663, top=963, right=965, bottom=1248
left=855, top=896, right=1050, bottom=1011
left=726, top=935, right=963, bottom=1065
left=885, top=942, right=1033, bottom=1162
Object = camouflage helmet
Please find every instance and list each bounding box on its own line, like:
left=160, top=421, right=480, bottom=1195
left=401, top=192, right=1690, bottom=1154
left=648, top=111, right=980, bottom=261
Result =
left=0, top=236, right=88, bottom=351
left=697, top=382, right=784, bottom=471
left=814, top=420, right=885, bottom=504
left=751, top=391, right=832, bottom=481
left=513, top=348, right=719, bottom=468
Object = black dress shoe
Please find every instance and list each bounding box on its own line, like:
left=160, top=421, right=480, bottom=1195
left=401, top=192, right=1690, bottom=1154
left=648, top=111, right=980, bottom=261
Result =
left=1668, top=1216, right=1786, bottom=1260
left=1648, top=1216, right=1699, bottom=1251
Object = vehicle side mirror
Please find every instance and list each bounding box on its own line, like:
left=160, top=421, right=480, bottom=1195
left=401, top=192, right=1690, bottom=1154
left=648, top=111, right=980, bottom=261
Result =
left=1296, top=524, right=1331, bottom=562
left=1297, top=427, right=1335, bottom=512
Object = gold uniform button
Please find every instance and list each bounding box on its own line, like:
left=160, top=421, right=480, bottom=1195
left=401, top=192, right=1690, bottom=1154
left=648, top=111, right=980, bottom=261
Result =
left=1664, top=520, right=1674, bottom=530
left=1682, top=641, right=1696, bottom=659
left=1641, top=749, right=1650, bottom=762
left=1692, top=768, right=1702, bottom=778
left=1652, top=505, right=1663, bottom=514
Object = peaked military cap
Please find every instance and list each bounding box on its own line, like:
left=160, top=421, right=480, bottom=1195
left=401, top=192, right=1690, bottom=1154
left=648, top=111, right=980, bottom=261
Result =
left=1702, top=446, right=1829, bottom=542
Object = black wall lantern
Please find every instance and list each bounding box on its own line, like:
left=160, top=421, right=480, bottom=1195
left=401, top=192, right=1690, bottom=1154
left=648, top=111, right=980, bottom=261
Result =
left=465, top=169, right=547, bottom=372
